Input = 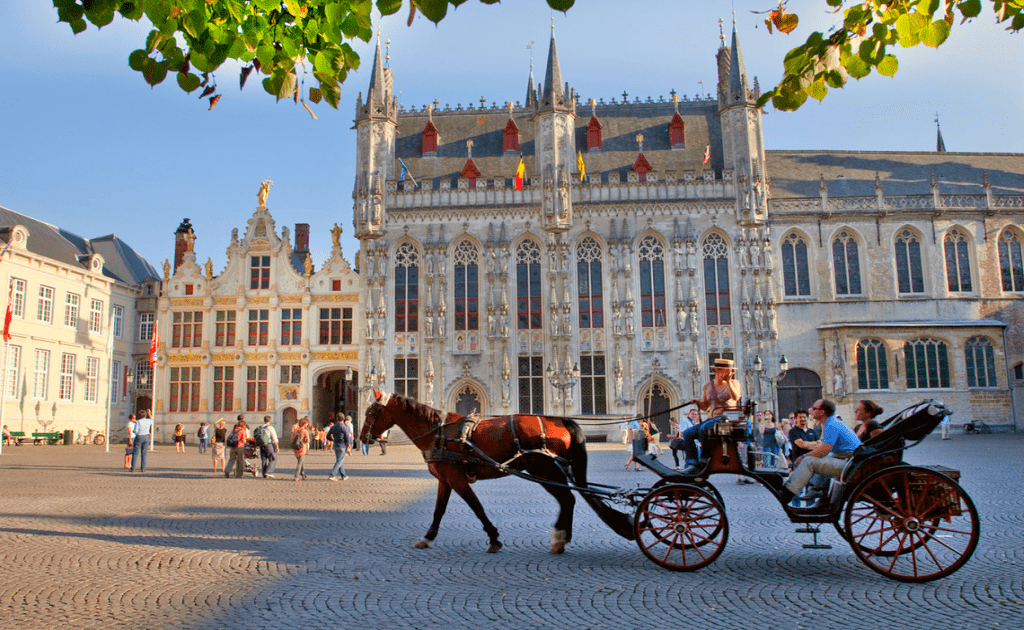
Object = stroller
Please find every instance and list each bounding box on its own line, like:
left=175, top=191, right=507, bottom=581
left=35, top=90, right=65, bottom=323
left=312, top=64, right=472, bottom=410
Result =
left=243, top=439, right=260, bottom=477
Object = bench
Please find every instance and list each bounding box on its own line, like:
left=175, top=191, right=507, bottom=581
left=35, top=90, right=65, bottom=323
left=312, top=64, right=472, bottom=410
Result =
left=31, top=432, right=62, bottom=445
left=7, top=431, right=28, bottom=445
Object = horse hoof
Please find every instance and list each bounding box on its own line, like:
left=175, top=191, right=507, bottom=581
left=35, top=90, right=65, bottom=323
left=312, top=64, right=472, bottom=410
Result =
left=549, top=544, right=566, bottom=554
left=486, top=542, right=502, bottom=553
left=413, top=539, right=431, bottom=549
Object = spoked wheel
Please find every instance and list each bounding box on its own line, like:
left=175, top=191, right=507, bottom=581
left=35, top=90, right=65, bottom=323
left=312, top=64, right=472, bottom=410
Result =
left=93, top=434, right=106, bottom=446
left=844, top=466, right=979, bottom=582
left=634, top=484, right=728, bottom=572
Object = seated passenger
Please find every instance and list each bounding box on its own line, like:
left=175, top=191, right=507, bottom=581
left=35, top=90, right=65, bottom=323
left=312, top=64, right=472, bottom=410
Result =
left=680, top=358, right=741, bottom=473
left=780, top=398, right=861, bottom=509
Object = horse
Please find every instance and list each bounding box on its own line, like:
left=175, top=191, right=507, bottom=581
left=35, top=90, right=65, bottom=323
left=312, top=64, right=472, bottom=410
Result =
left=361, top=390, right=632, bottom=554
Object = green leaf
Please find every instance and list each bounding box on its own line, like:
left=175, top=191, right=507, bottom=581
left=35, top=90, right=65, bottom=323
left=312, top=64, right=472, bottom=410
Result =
left=84, top=3, right=116, bottom=28
left=128, top=49, right=149, bottom=71
left=142, top=60, right=169, bottom=86
left=841, top=51, right=872, bottom=79
left=920, top=19, right=950, bottom=47
left=376, top=0, right=404, bottom=16
left=177, top=72, right=202, bottom=92
left=414, top=0, right=448, bottom=23
left=877, top=54, right=898, bottom=77
left=894, top=12, right=927, bottom=46
left=806, top=79, right=828, bottom=102
left=958, top=0, right=982, bottom=19
left=70, top=18, right=88, bottom=34
left=772, top=87, right=807, bottom=111
left=824, top=69, right=846, bottom=88
left=547, top=0, right=575, bottom=10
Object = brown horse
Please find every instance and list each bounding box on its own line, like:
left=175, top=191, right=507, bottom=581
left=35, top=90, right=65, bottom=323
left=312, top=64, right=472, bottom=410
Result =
left=361, top=391, right=630, bottom=554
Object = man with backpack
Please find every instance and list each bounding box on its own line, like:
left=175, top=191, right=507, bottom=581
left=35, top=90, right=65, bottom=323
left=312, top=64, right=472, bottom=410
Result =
left=253, top=416, right=279, bottom=479
left=326, top=417, right=352, bottom=481
left=224, top=416, right=249, bottom=478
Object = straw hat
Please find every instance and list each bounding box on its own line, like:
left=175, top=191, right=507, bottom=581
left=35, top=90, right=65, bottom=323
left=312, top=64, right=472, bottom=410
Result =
left=713, top=358, right=735, bottom=369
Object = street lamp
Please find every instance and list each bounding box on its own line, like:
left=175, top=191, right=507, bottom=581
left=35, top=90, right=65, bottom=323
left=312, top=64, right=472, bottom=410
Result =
left=753, top=355, right=788, bottom=418
left=546, top=361, right=580, bottom=415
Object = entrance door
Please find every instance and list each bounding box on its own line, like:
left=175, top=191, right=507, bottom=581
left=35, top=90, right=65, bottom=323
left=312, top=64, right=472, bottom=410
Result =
left=642, top=383, right=672, bottom=436
left=282, top=407, right=298, bottom=438
left=455, top=387, right=482, bottom=417
left=777, top=369, right=822, bottom=419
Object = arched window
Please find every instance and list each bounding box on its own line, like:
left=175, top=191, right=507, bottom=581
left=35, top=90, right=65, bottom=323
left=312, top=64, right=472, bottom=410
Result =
left=586, top=116, right=602, bottom=151
left=503, top=118, right=519, bottom=154
left=781, top=232, right=810, bottom=297
left=944, top=228, right=973, bottom=292
left=856, top=339, right=889, bottom=390
left=394, top=242, right=419, bottom=333
left=516, top=240, right=542, bottom=330
left=895, top=229, right=925, bottom=294
left=904, top=339, right=950, bottom=389
left=453, top=240, right=479, bottom=331
left=998, top=230, right=1024, bottom=292
left=638, top=235, right=666, bottom=328
left=833, top=231, right=862, bottom=296
left=576, top=237, right=603, bottom=328
left=965, top=337, right=997, bottom=388
left=455, top=386, right=481, bottom=417
left=702, top=234, right=731, bottom=325
left=421, top=120, right=438, bottom=155
left=669, top=112, right=685, bottom=148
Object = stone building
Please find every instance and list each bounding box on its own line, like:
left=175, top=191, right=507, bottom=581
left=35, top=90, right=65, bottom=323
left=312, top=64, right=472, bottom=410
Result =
left=0, top=205, right=159, bottom=441
left=350, top=29, right=1024, bottom=437
left=154, top=200, right=361, bottom=441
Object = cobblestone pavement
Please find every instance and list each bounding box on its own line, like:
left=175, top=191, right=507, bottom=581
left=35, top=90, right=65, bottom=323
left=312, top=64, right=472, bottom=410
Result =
left=0, top=434, right=1020, bottom=630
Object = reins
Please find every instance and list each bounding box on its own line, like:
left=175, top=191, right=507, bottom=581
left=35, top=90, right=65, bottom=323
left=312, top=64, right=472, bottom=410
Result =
left=556, top=399, right=697, bottom=426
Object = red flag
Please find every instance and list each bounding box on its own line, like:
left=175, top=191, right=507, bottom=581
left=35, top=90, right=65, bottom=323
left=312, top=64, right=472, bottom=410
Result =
left=148, top=320, right=159, bottom=368
left=514, top=156, right=525, bottom=191
left=2, top=283, right=12, bottom=343
left=703, top=145, right=710, bottom=164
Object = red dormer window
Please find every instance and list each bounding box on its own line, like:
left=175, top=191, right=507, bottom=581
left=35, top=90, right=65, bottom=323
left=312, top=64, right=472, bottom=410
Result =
left=422, top=120, right=438, bottom=155
left=669, top=112, right=685, bottom=148
left=586, top=116, right=603, bottom=151
left=461, top=158, right=481, bottom=188
left=503, top=118, right=519, bottom=154
left=633, top=153, right=652, bottom=182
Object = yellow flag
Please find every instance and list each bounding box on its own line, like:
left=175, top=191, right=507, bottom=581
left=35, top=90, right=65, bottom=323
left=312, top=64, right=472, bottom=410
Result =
left=577, top=151, right=585, bottom=181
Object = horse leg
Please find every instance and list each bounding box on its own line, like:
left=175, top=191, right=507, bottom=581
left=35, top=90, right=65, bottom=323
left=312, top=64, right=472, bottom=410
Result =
left=449, top=479, right=503, bottom=553
left=527, top=458, right=577, bottom=554
left=415, top=482, right=453, bottom=549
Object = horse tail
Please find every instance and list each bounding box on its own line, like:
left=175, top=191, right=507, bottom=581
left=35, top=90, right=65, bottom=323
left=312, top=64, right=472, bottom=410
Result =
left=560, top=418, right=636, bottom=541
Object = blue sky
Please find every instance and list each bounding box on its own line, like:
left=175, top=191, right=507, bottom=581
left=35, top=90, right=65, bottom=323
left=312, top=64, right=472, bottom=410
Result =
left=2, top=1, right=1021, bottom=274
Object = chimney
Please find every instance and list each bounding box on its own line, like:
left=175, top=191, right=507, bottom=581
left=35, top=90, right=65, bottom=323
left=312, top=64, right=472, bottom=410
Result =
left=295, top=223, right=310, bottom=253
left=173, top=218, right=194, bottom=272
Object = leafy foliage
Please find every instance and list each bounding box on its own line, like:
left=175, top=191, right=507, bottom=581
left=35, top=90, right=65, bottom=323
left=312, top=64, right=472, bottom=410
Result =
left=758, top=1, right=1024, bottom=111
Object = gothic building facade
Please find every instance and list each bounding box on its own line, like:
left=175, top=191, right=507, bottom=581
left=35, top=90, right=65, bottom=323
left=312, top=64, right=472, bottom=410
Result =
left=351, top=30, right=1024, bottom=437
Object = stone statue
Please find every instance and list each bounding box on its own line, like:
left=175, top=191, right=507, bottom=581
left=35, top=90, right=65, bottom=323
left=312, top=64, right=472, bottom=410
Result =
left=331, top=223, right=342, bottom=247
left=367, top=317, right=374, bottom=339
left=204, top=258, right=213, bottom=280
left=833, top=371, right=846, bottom=397
left=676, top=303, right=687, bottom=333
left=487, top=314, right=496, bottom=336
left=613, top=310, right=622, bottom=335
left=424, top=314, right=433, bottom=337
left=500, top=312, right=509, bottom=337
left=562, top=310, right=571, bottom=337
left=304, top=252, right=313, bottom=276
left=183, top=230, right=195, bottom=252
left=231, top=228, right=239, bottom=246
left=437, top=315, right=445, bottom=337
left=625, top=313, right=634, bottom=335
left=258, top=179, right=273, bottom=207
left=162, top=259, right=171, bottom=282
left=377, top=313, right=386, bottom=338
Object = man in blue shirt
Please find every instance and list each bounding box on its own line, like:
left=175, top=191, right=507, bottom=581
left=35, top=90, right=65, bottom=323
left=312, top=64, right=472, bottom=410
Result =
left=780, top=399, right=860, bottom=509
left=130, top=409, right=154, bottom=473
left=326, top=417, right=352, bottom=481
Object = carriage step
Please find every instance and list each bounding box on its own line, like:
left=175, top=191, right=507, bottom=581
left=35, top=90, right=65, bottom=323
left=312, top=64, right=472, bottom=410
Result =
left=794, top=525, right=832, bottom=549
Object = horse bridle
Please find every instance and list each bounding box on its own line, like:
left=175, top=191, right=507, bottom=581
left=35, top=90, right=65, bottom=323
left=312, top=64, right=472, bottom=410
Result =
left=364, top=392, right=447, bottom=444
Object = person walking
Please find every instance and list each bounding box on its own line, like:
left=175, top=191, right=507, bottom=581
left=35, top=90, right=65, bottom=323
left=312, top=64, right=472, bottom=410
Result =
left=255, top=415, right=279, bottom=478
left=196, top=422, right=209, bottom=454
left=224, top=417, right=249, bottom=478
left=211, top=418, right=227, bottom=473
left=326, top=417, right=352, bottom=481
left=129, top=410, right=154, bottom=473
left=760, top=410, right=781, bottom=467
left=173, top=423, right=186, bottom=453
left=123, top=414, right=136, bottom=469
left=292, top=417, right=311, bottom=481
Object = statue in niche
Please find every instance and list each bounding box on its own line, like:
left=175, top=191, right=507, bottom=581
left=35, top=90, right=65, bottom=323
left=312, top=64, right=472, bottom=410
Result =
left=742, top=306, right=751, bottom=333
left=689, top=307, right=699, bottom=334
left=377, top=313, right=386, bottom=338
left=613, top=310, right=622, bottom=335
left=426, top=251, right=435, bottom=275
left=500, top=312, right=510, bottom=337
left=833, top=371, right=846, bottom=397
left=437, top=315, right=445, bottom=337
left=557, top=165, right=570, bottom=221
left=676, top=303, right=687, bottom=333
left=487, top=314, right=496, bottom=337
left=625, top=312, right=634, bottom=335
left=366, top=317, right=374, bottom=339
left=562, top=310, right=572, bottom=336
left=424, top=314, right=433, bottom=337
left=767, top=303, right=778, bottom=336
left=367, top=253, right=375, bottom=277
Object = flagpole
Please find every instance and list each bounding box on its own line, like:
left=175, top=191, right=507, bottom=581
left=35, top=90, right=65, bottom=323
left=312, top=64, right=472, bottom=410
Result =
left=150, top=320, right=158, bottom=452
left=103, top=313, right=114, bottom=453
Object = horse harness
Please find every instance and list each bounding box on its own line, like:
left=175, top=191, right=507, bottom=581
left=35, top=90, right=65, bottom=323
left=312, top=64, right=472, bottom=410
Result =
left=423, top=414, right=567, bottom=480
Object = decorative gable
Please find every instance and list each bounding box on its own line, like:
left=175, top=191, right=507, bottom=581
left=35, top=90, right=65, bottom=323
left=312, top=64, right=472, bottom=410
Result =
left=586, top=115, right=602, bottom=151
left=460, top=158, right=481, bottom=187
left=669, top=112, right=685, bottom=148
left=422, top=120, right=438, bottom=155
left=633, top=153, right=652, bottom=182
left=503, top=118, right=519, bottom=154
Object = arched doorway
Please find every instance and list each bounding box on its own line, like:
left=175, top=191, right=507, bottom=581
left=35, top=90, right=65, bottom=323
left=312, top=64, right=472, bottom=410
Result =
left=312, top=369, right=358, bottom=428
left=135, top=395, right=152, bottom=416
left=641, top=383, right=672, bottom=436
left=282, top=407, right=298, bottom=438
left=455, top=386, right=482, bottom=417
left=777, top=368, right=822, bottom=419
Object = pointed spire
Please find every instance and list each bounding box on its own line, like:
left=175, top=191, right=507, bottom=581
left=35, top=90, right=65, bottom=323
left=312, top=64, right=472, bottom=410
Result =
left=358, top=37, right=396, bottom=121
left=538, top=31, right=570, bottom=112
left=935, top=114, right=947, bottom=152
left=728, top=26, right=752, bottom=104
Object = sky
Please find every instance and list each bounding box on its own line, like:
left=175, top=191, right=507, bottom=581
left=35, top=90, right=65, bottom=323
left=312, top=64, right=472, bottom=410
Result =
left=2, top=1, right=1022, bottom=274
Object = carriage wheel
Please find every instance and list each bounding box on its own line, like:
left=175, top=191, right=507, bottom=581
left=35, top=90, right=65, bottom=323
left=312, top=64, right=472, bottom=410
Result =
left=634, top=484, right=728, bottom=572
left=844, top=466, right=979, bottom=582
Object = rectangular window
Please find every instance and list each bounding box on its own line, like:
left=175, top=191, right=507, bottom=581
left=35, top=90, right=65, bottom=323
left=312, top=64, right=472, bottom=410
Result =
left=6, top=345, right=21, bottom=397
left=59, top=353, right=75, bottom=401
left=579, top=355, right=607, bottom=415
left=169, top=366, right=201, bottom=412
left=281, top=308, right=302, bottom=345
left=250, top=255, right=270, bottom=290
left=248, top=309, right=269, bottom=346
left=213, top=366, right=234, bottom=412
left=246, top=365, right=268, bottom=411
left=33, top=349, right=49, bottom=399
left=517, top=355, right=544, bottom=414
left=38, top=286, right=54, bottom=323
left=319, top=307, right=353, bottom=345
left=279, top=365, right=302, bottom=385
left=707, top=351, right=735, bottom=382
left=111, top=360, right=121, bottom=404
left=112, top=305, right=124, bottom=338
left=139, top=313, right=154, bottom=341
left=64, top=293, right=80, bottom=327
left=394, top=358, right=418, bottom=399
left=85, top=356, right=100, bottom=402
left=172, top=311, right=203, bottom=348
left=89, top=299, right=103, bottom=333
left=10, top=278, right=26, bottom=318
left=215, top=310, right=236, bottom=346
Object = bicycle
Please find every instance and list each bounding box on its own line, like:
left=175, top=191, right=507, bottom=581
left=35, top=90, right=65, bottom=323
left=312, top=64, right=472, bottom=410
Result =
left=76, top=428, right=107, bottom=445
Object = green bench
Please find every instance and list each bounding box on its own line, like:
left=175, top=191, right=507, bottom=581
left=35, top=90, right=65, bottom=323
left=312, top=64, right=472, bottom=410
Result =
left=31, top=432, right=62, bottom=445
left=7, top=431, right=29, bottom=445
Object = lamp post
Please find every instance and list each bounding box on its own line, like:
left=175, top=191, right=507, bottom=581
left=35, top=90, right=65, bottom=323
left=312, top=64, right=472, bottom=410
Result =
left=753, top=354, right=788, bottom=418
left=546, top=361, right=580, bottom=415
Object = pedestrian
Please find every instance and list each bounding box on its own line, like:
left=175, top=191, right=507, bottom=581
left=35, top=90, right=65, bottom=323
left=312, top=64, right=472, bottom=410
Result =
left=123, top=414, right=136, bottom=468
left=326, top=416, right=352, bottom=480
left=940, top=413, right=951, bottom=440
left=344, top=414, right=355, bottom=444
left=292, top=417, right=311, bottom=481
left=669, top=409, right=699, bottom=469
left=130, top=409, right=154, bottom=472
left=211, top=418, right=227, bottom=473
left=173, top=423, right=186, bottom=453
left=378, top=428, right=390, bottom=455
left=624, top=416, right=642, bottom=471
left=760, top=410, right=781, bottom=467
left=196, top=422, right=209, bottom=454
left=255, top=415, right=279, bottom=478
left=225, top=416, right=249, bottom=478
left=360, top=412, right=371, bottom=455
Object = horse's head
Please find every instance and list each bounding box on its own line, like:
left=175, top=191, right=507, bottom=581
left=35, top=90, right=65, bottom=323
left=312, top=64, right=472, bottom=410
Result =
left=361, top=390, right=395, bottom=445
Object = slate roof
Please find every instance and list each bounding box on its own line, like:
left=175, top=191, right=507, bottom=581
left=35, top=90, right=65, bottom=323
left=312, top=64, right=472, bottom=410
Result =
left=0, top=205, right=159, bottom=286
left=766, top=151, right=1024, bottom=198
